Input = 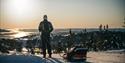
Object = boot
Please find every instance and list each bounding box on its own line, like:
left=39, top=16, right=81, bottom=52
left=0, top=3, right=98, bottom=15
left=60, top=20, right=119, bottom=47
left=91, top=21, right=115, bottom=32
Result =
left=43, top=54, right=46, bottom=58
left=49, top=54, right=52, bottom=58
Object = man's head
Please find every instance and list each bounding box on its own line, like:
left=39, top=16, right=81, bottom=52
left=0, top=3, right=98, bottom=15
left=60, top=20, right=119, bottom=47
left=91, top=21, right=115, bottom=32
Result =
left=43, top=15, right=47, bottom=20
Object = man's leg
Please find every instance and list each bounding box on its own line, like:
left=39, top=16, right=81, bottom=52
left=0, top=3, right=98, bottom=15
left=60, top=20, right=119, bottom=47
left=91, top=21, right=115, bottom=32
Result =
left=46, top=38, right=52, bottom=58
left=42, top=39, right=46, bottom=58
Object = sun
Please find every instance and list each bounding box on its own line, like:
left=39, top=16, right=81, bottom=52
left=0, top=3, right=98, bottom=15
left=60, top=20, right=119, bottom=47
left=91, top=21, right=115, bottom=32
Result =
left=11, top=0, right=30, bottom=14
left=1, top=0, right=45, bottom=22
left=8, top=0, right=34, bottom=17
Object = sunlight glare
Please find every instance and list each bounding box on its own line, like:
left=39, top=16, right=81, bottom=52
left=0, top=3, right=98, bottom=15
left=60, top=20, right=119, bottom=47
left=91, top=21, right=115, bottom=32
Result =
left=9, top=0, right=33, bottom=16
left=14, top=32, right=27, bottom=38
left=12, top=0, right=30, bottom=15
left=4, top=0, right=44, bottom=22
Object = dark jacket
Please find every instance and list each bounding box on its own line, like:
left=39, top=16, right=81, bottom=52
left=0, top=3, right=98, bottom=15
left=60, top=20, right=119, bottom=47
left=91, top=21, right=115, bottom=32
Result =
left=39, top=20, right=53, bottom=36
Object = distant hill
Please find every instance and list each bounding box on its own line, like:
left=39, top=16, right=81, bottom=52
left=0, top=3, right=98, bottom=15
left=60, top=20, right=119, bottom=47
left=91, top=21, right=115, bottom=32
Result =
left=19, top=29, right=38, bottom=32
left=19, top=28, right=125, bottom=33
left=0, top=29, right=10, bottom=32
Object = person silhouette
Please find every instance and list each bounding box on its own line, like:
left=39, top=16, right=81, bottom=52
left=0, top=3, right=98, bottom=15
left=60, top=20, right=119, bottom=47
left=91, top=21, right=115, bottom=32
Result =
left=38, top=15, right=53, bottom=58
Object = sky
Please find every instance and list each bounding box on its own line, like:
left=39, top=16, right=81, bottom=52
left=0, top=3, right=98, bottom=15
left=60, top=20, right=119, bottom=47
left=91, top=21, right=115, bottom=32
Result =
left=0, top=0, right=125, bottom=29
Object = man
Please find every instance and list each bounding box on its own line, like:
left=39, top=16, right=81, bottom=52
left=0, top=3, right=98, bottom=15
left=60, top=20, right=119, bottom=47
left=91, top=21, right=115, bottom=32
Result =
left=38, top=15, right=53, bottom=58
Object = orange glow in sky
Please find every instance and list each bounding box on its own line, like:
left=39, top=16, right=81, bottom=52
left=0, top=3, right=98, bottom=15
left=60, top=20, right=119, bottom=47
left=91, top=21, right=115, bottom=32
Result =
left=0, top=0, right=125, bottom=29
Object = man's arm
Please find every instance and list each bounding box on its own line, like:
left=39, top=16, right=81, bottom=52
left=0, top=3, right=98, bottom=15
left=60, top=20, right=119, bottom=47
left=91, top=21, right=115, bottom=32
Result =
left=49, top=22, right=53, bottom=33
left=38, top=22, right=42, bottom=32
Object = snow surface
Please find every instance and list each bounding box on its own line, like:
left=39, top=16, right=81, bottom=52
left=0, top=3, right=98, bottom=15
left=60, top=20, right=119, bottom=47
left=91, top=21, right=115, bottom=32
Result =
left=0, top=51, right=125, bottom=63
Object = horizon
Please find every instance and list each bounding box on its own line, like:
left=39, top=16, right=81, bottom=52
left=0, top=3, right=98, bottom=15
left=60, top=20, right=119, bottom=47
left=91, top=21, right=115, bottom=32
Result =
left=0, top=27, right=124, bottom=30
left=0, top=0, right=125, bottom=29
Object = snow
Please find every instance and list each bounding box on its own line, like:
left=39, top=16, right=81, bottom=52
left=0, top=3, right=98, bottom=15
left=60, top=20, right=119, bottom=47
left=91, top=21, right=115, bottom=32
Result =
left=87, top=52, right=125, bottom=63
left=106, top=49, right=125, bottom=53
left=0, top=51, right=125, bottom=63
